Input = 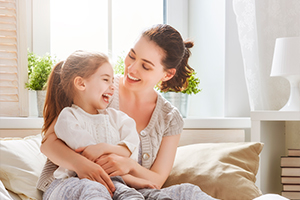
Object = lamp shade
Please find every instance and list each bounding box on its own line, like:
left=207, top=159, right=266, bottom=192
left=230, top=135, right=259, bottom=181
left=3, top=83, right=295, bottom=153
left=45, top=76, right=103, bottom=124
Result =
left=270, top=37, right=300, bottom=77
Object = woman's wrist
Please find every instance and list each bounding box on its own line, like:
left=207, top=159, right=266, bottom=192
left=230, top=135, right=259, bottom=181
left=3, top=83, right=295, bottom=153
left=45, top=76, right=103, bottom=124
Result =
left=129, top=158, right=139, bottom=174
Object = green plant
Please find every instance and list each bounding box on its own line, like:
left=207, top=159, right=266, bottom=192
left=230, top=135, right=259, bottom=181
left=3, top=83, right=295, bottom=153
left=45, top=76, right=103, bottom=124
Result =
left=25, top=50, right=57, bottom=90
left=156, top=70, right=201, bottom=95
left=113, top=55, right=125, bottom=75
left=181, top=71, right=201, bottom=95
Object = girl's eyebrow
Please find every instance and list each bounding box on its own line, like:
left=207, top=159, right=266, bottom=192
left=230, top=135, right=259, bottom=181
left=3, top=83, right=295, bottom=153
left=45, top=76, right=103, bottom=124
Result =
left=101, top=74, right=111, bottom=77
left=131, top=49, right=155, bottom=67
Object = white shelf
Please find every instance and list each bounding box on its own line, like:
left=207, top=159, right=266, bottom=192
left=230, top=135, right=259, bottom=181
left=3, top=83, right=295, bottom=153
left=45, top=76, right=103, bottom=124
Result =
left=0, top=117, right=44, bottom=129
left=251, top=111, right=300, bottom=195
left=183, top=117, right=250, bottom=129
left=0, top=117, right=251, bottom=129
left=251, top=111, right=300, bottom=121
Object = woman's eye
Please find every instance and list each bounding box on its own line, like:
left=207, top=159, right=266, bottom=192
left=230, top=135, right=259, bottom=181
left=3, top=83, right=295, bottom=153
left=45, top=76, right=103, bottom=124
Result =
left=142, top=65, right=149, bottom=70
left=128, top=52, right=135, bottom=59
left=103, top=79, right=109, bottom=82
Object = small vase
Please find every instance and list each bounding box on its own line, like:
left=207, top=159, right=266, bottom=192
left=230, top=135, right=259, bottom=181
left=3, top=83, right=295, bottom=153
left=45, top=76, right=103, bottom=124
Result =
left=162, top=92, right=189, bottom=118
left=36, top=90, right=46, bottom=117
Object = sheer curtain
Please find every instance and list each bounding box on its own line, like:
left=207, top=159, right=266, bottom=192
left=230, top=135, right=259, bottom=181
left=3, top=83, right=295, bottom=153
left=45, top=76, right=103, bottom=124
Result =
left=233, top=0, right=300, bottom=111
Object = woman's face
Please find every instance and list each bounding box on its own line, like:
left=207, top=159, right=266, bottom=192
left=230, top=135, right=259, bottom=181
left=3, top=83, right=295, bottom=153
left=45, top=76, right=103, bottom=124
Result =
left=123, top=36, right=168, bottom=92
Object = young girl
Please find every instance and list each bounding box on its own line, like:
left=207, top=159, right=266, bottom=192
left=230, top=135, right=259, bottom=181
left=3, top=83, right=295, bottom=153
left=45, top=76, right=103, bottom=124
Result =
left=38, top=25, right=218, bottom=200
left=41, top=50, right=171, bottom=200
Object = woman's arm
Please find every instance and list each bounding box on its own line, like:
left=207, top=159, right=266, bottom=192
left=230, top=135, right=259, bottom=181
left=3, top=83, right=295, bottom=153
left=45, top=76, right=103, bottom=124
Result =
left=121, top=174, right=158, bottom=189
left=97, top=134, right=180, bottom=188
left=130, top=134, right=180, bottom=188
left=40, top=120, right=116, bottom=195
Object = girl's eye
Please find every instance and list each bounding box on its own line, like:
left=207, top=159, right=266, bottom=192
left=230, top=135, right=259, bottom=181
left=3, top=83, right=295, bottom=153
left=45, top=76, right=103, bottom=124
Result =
left=103, top=79, right=109, bottom=82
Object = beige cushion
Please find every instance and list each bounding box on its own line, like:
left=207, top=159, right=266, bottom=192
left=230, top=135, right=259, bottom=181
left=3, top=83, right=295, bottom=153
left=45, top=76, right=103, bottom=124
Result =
left=0, top=134, right=46, bottom=200
left=163, top=142, right=263, bottom=200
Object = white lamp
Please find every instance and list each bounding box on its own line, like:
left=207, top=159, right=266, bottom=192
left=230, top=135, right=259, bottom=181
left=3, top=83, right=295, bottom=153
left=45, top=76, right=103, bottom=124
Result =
left=270, top=37, right=300, bottom=111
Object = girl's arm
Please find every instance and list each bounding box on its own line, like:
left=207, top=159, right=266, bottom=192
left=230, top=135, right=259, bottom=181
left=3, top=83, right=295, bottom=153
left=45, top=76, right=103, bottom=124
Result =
left=40, top=120, right=115, bottom=195
left=97, top=134, right=180, bottom=188
left=76, top=143, right=131, bottom=162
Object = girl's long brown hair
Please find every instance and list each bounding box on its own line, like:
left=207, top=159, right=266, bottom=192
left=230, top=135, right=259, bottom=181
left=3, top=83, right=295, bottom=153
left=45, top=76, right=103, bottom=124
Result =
left=42, top=50, right=109, bottom=141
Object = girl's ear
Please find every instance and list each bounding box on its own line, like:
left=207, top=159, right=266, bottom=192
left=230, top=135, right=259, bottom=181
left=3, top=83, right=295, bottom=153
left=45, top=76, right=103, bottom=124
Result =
left=74, top=76, right=85, bottom=91
left=162, top=68, right=176, bottom=82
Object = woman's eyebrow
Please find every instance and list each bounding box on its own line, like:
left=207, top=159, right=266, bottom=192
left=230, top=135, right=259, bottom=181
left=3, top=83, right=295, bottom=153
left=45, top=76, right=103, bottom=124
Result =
left=131, top=49, right=154, bottom=66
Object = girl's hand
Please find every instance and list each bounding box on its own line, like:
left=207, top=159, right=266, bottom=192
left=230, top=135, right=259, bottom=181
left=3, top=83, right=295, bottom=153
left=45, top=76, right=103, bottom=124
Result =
left=95, top=153, right=135, bottom=177
left=74, top=157, right=115, bottom=197
left=76, top=144, right=106, bottom=162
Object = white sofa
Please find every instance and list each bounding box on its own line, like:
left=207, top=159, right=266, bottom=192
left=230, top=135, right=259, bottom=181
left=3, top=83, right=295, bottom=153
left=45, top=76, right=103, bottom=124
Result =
left=0, top=130, right=290, bottom=200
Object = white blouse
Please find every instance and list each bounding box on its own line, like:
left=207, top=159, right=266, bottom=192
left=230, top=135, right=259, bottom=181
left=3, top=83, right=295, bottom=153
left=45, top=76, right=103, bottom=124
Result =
left=53, top=104, right=139, bottom=179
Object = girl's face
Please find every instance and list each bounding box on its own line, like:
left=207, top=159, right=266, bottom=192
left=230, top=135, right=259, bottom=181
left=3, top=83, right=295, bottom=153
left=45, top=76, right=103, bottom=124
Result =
left=83, top=62, right=114, bottom=112
left=123, top=36, right=168, bottom=92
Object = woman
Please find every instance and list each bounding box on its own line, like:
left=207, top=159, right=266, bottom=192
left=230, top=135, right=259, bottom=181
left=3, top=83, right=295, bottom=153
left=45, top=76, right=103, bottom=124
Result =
left=37, top=24, right=217, bottom=200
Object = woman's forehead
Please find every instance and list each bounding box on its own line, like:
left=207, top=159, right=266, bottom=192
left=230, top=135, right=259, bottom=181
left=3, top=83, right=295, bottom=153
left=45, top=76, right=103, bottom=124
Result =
left=133, top=36, right=165, bottom=64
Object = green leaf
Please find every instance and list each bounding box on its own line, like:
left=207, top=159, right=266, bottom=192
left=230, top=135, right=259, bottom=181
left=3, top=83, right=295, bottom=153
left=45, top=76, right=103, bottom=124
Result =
left=25, top=51, right=57, bottom=90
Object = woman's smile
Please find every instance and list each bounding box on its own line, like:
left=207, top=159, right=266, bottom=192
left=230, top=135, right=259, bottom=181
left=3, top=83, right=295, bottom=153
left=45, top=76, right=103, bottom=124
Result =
left=127, top=74, right=141, bottom=82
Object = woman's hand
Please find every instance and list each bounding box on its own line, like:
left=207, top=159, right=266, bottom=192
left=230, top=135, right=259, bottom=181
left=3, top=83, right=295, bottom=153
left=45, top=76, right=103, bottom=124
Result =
left=41, top=122, right=115, bottom=196
left=95, top=154, right=135, bottom=177
left=122, top=174, right=158, bottom=190
left=74, top=157, right=115, bottom=196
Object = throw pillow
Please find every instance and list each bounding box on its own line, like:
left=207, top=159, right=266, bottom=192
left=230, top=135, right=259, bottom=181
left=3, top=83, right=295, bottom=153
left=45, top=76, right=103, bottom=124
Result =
left=163, top=142, right=264, bottom=200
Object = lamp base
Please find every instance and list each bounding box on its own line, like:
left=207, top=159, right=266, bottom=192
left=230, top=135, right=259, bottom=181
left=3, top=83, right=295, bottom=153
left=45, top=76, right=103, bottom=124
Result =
left=279, top=75, right=300, bottom=111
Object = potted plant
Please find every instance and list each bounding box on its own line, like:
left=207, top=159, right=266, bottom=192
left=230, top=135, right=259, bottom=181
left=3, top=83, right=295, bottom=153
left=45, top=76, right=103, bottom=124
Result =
left=114, top=55, right=201, bottom=117
left=26, top=50, right=57, bottom=117
left=157, top=71, right=201, bottom=118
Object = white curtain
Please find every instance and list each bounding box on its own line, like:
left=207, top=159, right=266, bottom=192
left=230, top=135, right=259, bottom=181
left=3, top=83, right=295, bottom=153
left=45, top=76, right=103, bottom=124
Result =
left=233, top=0, right=300, bottom=110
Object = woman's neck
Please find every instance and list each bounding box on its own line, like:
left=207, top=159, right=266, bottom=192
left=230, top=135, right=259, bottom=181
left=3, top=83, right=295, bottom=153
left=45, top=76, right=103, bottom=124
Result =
left=118, top=76, right=157, bottom=133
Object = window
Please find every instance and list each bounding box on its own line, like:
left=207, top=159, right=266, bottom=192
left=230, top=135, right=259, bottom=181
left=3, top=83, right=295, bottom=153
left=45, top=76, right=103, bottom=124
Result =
left=29, top=0, right=250, bottom=118
left=0, top=0, right=28, bottom=117
left=50, top=0, right=164, bottom=62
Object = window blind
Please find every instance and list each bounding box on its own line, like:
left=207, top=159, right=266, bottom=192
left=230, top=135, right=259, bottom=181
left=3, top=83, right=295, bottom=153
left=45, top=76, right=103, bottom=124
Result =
left=0, top=0, right=28, bottom=116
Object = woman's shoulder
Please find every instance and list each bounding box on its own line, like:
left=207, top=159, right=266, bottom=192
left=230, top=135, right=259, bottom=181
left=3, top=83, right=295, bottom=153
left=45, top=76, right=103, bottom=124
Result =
left=152, top=93, right=184, bottom=136
left=157, top=93, right=182, bottom=118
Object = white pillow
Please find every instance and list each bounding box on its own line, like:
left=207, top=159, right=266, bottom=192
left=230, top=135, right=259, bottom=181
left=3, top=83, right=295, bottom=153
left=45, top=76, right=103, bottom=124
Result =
left=0, top=134, right=46, bottom=200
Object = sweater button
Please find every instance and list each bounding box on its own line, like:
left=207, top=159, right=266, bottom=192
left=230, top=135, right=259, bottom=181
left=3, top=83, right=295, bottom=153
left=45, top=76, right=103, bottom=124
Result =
left=142, top=153, right=150, bottom=160
left=140, top=131, right=146, bottom=137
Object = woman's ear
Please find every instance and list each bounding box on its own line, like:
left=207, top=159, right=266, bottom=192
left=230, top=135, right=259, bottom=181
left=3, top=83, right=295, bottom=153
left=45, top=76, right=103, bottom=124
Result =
left=74, top=76, right=85, bottom=91
left=162, top=68, right=176, bottom=81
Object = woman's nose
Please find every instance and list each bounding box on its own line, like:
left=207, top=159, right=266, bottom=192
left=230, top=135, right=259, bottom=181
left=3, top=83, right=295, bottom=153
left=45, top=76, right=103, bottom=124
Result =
left=128, top=61, right=138, bottom=73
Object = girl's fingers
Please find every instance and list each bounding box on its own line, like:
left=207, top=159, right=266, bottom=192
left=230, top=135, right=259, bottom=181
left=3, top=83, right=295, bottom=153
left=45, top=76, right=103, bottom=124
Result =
left=75, top=146, right=86, bottom=153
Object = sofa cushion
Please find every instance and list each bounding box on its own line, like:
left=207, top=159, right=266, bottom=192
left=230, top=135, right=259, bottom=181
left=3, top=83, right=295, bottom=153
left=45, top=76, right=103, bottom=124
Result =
left=0, top=134, right=46, bottom=200
left=163, top=142, right=263, bottom=200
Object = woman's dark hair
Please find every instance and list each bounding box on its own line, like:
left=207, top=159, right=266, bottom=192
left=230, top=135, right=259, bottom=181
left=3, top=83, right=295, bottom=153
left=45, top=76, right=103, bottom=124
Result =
left=142, top=24, right=194, bottom=92
left=42, top=50, right=109, bottom=138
